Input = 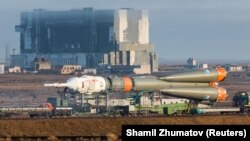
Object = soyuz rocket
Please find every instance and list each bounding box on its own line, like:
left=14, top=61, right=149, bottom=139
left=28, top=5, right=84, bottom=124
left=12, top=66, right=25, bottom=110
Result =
left=44, top=67, right=228, bottom=102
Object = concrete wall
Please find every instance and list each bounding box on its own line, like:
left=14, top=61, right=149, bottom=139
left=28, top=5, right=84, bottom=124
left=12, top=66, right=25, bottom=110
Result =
left=103, top=44, right=158, bottom=74
left=121, top=51, right=127, bottom=65
left=34, top=61, right=51, bottom=70
left=118, top=43, right=154, bottom=52
left=114, top=10, right=128, bottom=43
left=11, top=53, right=88, bottom=68
left=133, top=64, right=151, bottom=74
left=114, top=9, right=149, bottom=44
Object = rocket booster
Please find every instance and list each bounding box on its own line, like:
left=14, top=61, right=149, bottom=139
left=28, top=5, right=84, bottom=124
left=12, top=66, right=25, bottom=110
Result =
left=44, top=67, right=228, bottom=102
left=160, top=67, right=227, bottom=82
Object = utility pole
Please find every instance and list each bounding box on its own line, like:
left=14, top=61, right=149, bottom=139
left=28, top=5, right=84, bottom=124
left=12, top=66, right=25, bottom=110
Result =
left=12, top=48, right=16, bottom=55
left=5, top=44, right=10, bottom=66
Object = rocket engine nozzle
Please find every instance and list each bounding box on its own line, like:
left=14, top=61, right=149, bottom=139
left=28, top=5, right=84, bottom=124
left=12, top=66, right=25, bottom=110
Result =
left=216, top=87, right=228, bottom=102
left=216, top=67, right=227, bottom=82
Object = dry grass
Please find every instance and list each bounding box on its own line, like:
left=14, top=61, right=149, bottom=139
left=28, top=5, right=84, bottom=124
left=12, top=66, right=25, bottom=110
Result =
left=0, top=116, right=249, bottom=137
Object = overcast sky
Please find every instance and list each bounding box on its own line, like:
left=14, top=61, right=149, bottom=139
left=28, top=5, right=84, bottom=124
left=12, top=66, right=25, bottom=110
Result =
left=1, top=0, right=250, bottom=63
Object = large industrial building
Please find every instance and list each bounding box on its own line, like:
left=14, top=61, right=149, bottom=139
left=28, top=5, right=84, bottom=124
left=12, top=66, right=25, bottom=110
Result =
left=13, top=8, right=158, bottom=74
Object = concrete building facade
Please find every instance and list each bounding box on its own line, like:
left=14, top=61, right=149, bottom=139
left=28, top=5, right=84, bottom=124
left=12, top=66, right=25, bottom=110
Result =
left=34, top=58, right=52, bottom=70
left=114, top=9, right=149, bottom=44
left=13, top=8, right=158, bottom=74
left=15, top=8, right=114, bottom=54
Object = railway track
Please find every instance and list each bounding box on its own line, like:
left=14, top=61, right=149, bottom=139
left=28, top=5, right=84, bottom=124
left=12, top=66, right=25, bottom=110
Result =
left=0, top=113, right=248, bottom=120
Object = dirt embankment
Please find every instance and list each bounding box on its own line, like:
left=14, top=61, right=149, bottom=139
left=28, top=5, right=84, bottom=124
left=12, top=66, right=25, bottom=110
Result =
left=0, top=116, right=249, bottom=137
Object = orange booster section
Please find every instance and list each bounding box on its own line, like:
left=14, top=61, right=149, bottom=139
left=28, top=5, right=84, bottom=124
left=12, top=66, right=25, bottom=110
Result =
left=122, top=77, right=133, bottom=92
left=42, top=103, right=53, bottom=111
left=209, top=82, right=218, bottom=87
left=216, top=67, right=227, bottom=82
left=216, top=87, right=228, bottom=102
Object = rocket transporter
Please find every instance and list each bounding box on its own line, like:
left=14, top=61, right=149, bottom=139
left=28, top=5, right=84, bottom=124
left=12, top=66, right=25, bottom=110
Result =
left=44, top=67, right=228, bottom=102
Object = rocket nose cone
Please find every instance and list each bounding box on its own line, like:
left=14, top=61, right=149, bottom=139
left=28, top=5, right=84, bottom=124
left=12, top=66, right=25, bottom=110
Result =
left=66, top=77, right=80, bottom=85
left=216, top=87, right=228, bottom=102
left=216, top=67, right=227, bottom=82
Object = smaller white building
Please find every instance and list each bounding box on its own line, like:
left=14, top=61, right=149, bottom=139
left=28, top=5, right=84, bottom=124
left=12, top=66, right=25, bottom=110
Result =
left=225, top=64, right=243, bottom=72
left=0, top=64, right=5, bottom=74
left=199, top=64, right=208, bottom=69
left=187, top=58, right=197, bottom=67
left=61, top=65, right=81, bottom=75
left=9, top=66, right=21, bottom=73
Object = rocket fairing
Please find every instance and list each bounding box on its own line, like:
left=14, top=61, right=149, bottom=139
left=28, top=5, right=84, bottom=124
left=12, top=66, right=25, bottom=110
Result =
left=44, top=67, right=228, bottom=102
